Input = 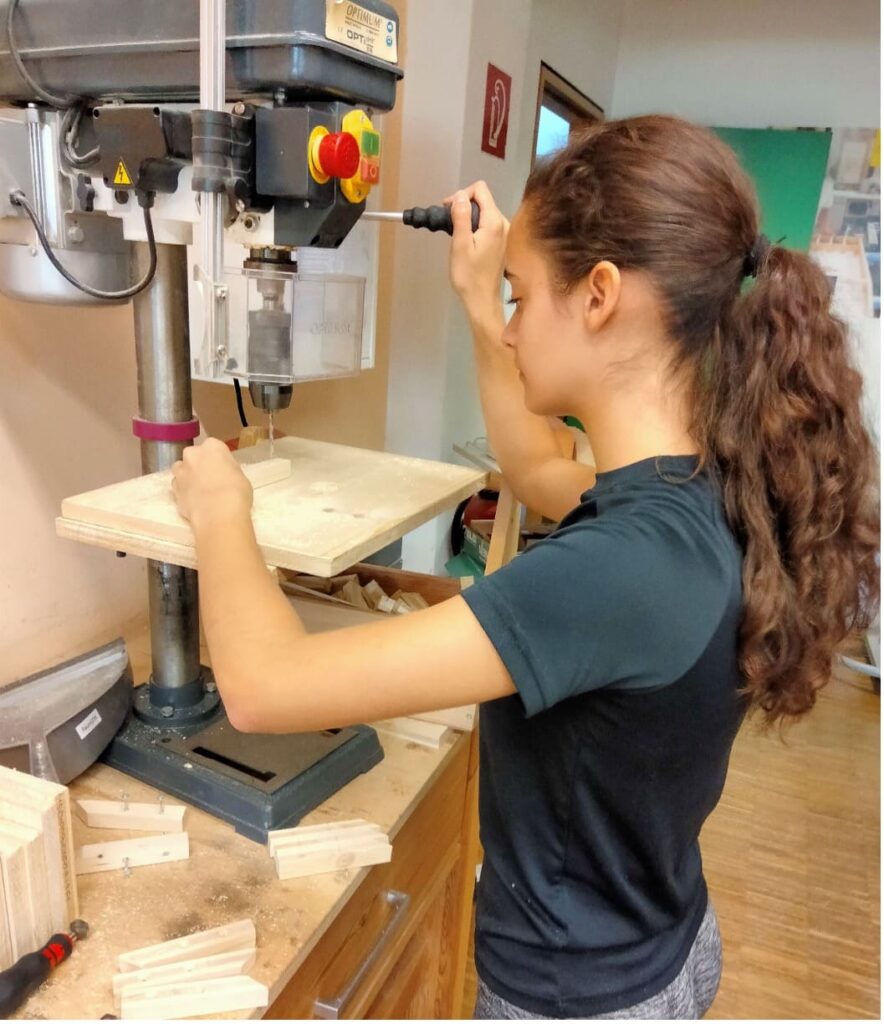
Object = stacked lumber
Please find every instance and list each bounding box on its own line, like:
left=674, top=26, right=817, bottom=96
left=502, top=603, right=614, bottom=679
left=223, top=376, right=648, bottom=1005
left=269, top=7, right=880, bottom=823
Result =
left=0, top=765, right=78, bottom=970
left=115, top=918, right=266, bottom=1019
left=268, top=818, right=392, bottom=881
left=73, top=797, right=190, bottom=876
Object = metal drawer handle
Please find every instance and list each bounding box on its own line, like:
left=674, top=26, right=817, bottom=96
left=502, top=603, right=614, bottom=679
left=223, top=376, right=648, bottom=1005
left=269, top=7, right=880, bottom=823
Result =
left=313, top=889, right=411, bottom=1020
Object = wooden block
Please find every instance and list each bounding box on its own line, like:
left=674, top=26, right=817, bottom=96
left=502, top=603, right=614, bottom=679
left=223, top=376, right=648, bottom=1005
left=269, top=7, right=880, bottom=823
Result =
left=75, top=799, right=186, bottom=833
left=75, top=833, right=189, bottom=875
left=392, top=590, right=429, bottom=612
left=274, top=840, right=392, bottom=880
left=411, top=705, right=477, bottom=732
left=118, top=918, right=256, bottom=972
left=241, top=457, right=291, bottom=490
left=0, top=831, right=37, bottom=958
left=288, top=575, right=334, bottom=593
left=0, top=767, right=78, bottom=927
left=337, top=577, right=371, bottom=610
left=0, top=821, right=52, bottom=953
left=361, top=578, right=389, bottom=610
left=269, top=827, right=386, bottom=860
left=120, top=975, right=269, bottom=1019
left=373, top=717, right=451, bottom=749
left=267, top=819, right=383, bottom=856
left=112, top=948, right=257, bottom=1006
left=237, top=425, right=269, bottom=449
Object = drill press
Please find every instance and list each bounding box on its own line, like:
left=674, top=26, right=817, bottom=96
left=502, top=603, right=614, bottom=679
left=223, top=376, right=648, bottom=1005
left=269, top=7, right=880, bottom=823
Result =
left=0, top=0, right=402, bottom=841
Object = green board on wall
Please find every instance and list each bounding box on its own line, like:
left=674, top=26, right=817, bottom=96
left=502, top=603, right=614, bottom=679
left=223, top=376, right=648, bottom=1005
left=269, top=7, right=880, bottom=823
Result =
left=713, top=128, right=832, bottom=253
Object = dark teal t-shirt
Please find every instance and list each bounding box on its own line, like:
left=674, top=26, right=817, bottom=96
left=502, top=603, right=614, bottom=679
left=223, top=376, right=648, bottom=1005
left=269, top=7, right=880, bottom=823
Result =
left=461, top=455, right=747, bottom=1018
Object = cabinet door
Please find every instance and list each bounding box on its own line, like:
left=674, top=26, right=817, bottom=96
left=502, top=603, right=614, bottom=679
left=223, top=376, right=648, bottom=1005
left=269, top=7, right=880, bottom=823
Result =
left=363, top=858, right=459, bottom=1019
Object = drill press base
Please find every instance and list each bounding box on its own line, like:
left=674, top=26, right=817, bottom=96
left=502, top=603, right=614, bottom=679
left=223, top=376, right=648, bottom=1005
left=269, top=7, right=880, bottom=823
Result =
left=101, top=686, right=384, bottom=843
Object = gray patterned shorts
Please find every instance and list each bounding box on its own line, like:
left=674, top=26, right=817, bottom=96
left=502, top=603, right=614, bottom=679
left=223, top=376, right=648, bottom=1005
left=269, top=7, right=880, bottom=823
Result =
left=474, top=900, right=722, bottom=1020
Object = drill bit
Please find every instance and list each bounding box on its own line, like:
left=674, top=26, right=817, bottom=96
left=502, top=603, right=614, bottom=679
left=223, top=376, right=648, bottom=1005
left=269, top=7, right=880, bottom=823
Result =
left=268, top=411, right=275, bottom=459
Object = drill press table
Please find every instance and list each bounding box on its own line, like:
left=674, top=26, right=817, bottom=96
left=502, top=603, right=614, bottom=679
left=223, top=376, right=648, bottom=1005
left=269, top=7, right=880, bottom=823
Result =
left=56, top=436, right=486, bottom=577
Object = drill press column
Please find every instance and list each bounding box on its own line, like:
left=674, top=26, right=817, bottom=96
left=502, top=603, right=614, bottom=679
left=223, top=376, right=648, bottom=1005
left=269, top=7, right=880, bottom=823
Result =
left=131, top=241, right=203, bottom=709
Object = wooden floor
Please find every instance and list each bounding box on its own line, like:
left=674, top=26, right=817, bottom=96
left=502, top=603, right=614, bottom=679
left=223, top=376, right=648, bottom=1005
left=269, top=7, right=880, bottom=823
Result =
left=461, top=637, right=880, bottom=1019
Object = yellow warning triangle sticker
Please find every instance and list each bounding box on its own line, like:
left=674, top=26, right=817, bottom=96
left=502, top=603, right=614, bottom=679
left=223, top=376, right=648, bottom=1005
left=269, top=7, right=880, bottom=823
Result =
left=113, top=160, right=133, bottom=186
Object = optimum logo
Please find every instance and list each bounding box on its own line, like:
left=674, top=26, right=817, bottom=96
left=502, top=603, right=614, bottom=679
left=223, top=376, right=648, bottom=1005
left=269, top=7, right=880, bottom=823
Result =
left=311, top=321, right=353, bottom=336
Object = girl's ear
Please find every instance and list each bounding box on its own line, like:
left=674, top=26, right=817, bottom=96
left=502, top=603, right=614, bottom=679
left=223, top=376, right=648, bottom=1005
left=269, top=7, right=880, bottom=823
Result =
left=583, top=261, right=622, bottom=333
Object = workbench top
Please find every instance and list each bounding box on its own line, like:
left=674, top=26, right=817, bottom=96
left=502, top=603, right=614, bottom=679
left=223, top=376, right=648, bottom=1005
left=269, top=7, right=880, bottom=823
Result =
left=14, top=621, right=466, bottom=1021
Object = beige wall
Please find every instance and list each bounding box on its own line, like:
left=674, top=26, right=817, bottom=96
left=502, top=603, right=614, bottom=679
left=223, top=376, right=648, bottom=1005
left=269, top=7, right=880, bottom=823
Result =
left=0, top=298, right=146, bottom=686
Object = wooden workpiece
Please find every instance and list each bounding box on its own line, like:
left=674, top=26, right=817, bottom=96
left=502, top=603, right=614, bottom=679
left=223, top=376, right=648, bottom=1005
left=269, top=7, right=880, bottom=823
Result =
left=120, top=975, right=269, bottom=1020
left=0, top=767, right=79, bottom=968
left=268, top=820, right=393, bottom=881
left=56, top=437, right=486, bottom=577
left=75, top=832, right=190, bottom=876
left=113, top=947, right=257, bottom=1001
left=76, top=797, right=186, bottom=832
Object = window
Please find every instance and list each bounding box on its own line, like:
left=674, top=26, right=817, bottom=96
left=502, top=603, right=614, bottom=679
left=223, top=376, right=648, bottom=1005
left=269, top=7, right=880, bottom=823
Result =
left=532, top=64, right=603, bottom=164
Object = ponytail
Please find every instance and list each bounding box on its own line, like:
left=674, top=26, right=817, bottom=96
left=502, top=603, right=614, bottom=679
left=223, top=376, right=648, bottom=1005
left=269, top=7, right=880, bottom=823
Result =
left=524, top=115, right=880, bottom=725
left=700, top=245, right=879, bottom=722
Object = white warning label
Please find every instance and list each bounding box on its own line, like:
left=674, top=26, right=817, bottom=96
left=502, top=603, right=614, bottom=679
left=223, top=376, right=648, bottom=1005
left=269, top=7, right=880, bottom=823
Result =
left=75, top=708, right=102, bottom=741
left=326, top=1, right=398, bottom=64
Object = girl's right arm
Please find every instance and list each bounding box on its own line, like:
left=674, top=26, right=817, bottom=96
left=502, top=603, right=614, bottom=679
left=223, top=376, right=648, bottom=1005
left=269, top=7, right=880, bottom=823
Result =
left=449, top=183, right=595, bottom=520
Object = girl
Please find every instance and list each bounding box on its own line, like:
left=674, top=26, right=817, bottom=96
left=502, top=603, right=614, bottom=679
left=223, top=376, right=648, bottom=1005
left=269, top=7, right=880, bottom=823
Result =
left=171, top=116, right=880, bottom=1019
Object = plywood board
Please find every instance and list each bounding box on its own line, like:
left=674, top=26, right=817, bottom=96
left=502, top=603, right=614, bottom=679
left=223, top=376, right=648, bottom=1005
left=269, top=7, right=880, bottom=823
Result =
left=0, top=766, right=78, bottom=927
left=0, top=821, right=52, bottom=952
left=0, top=864, right=12, bottom=971
left=57, top=438, right=486, bottom=577
left=0, top=831, right=37, bottom=957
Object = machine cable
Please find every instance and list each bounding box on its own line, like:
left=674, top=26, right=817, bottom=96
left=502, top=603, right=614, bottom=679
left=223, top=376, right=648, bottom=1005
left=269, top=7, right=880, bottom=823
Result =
left=6, top=0, right=100, bottom=168
left=9, top=187, right=158, bottom=299
left=233, top=378, right=250, bottom=428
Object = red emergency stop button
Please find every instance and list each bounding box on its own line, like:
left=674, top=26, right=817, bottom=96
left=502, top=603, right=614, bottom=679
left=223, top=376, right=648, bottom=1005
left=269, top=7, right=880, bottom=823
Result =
left=317, top=131, right=360, bottom=180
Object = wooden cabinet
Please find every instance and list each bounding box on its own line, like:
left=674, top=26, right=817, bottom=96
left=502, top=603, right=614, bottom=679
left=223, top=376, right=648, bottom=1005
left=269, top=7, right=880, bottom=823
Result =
left=266, top=729, right=478, bottom=1020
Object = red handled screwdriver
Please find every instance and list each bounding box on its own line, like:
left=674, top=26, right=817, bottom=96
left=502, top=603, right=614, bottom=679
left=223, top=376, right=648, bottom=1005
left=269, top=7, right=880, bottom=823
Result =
left=0, top=920, right=88, bottom=1017
left=362, top=200, right=480, bottom=235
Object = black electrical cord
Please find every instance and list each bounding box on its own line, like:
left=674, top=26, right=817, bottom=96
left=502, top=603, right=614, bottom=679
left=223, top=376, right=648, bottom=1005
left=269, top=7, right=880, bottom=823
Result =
left=7, top=0, right=100, bottom=168
left=9, top=188, right=158, bottom=300
left=233, top=378, right=250, bottom=428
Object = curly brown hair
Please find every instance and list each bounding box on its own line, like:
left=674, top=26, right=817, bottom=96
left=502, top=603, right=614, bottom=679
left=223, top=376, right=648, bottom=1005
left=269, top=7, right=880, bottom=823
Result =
left=524, top=115, right=880, bottom=725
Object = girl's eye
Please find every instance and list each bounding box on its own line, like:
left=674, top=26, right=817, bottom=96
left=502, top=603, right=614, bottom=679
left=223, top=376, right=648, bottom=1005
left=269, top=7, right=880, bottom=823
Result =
left=506, top=297, right=521, bottom=307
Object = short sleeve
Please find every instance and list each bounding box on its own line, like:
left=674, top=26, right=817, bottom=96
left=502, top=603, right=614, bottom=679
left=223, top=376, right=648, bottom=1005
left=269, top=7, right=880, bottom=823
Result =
left=460, top=511, right=735, bottom=717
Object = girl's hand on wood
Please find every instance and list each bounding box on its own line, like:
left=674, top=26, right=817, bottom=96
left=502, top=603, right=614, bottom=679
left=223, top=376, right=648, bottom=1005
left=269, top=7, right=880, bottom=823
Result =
left=171, top=438, right=253, bottom=531
left=448, top=181, right=509, bottom=330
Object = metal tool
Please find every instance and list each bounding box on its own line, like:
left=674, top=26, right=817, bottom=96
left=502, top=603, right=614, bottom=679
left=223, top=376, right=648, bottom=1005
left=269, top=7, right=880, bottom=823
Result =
left=0, top=0, right=396, bottom=841
left=0, top=920, right=88, bottom=1018
left=363, top=200, right=480, bottom=235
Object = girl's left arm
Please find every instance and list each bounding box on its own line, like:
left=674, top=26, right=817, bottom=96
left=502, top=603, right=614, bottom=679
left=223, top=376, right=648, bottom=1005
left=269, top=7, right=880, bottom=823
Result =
left=172, top=439, right=515, bottom=734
